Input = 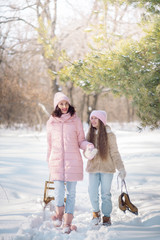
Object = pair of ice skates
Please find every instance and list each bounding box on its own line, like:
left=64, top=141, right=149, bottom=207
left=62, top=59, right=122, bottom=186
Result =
left=118, top=180, right=138, bottom=215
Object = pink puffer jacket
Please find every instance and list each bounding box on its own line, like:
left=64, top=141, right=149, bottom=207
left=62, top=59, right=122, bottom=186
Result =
left=46, top=113, right=89, bottom=182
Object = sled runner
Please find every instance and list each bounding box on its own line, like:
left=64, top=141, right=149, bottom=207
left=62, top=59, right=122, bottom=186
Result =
left=43, top=180, right=66, bottom=206
left=118, top=180, right=138, bottom=215
left=43, top=180, right=55, bottom=205
left=42, top=180, right=67, bottom=221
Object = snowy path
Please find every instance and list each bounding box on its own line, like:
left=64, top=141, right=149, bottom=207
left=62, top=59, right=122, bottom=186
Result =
left=0, top=125, right=160, bottom=240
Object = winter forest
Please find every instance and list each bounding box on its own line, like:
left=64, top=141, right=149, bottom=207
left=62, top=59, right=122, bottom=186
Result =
left=0, top=0, right=159, bottom=129
left=0, top=0, right=160, bottom=240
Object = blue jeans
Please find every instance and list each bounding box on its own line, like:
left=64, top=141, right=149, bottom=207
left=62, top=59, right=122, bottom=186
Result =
left=54, top=181, right=77, bottom=214
left=88, top=173, right=113, bottom=217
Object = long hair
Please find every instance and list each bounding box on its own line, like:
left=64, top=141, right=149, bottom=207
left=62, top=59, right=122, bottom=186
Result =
left=52, top=104, right=76, bottom=118
left=87, top=119, right=108, bottom=160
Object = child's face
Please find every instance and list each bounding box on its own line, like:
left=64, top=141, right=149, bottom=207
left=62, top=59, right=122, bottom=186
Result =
left=90, top=116, right=99, bottom=129
left=58, top=100, right=69, bottom=114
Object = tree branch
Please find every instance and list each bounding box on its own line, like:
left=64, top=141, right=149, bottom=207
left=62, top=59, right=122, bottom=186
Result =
left=0, top=3, right=36, bottom=11
left=0, top=16, right=36, bottom=29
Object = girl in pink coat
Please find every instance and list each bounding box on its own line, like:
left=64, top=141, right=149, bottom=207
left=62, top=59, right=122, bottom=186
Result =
left=46, top=92, right=93, bottom=233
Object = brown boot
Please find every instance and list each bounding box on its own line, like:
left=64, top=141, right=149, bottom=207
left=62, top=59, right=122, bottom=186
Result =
left=52, top=206, right=64, bottom=227
left=63, top=213, right=77, bottom=234
left=91, top=211, right=101, bottom=225
left=103, top=216, right=111, bottom=226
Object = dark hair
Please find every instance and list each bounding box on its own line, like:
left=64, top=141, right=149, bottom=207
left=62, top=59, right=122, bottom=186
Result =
left=52, top=104, right=76, bottom=117
left=87, top=119, right=108, bottom=160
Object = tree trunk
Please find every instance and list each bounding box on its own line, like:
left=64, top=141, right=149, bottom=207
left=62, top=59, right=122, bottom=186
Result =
left=125, top=97, right=131, bottom=122
left=65, top=81, right=74, bottom=105
left=79, top=93, right=86, bottom=122
left=86, top=93, right=99, bottom=123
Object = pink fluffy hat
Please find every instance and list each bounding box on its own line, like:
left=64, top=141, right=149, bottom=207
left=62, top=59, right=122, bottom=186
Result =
left=54, top=92, right=70, bottom=109
left=90, top=110, right=107, bottom=126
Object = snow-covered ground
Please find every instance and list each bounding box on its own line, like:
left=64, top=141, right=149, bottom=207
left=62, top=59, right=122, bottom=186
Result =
left=0, top=123, right=160, bottom=240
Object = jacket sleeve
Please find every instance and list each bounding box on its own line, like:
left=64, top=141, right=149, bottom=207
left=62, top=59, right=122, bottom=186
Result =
left=108, top=132, right=125, bottom=171
left=46, top=121, right=52, bottom=162
left=76, top=117, right=91, bottom=150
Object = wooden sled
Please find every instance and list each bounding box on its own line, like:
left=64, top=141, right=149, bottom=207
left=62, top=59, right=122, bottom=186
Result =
left=43, top=180, right=66, bottom=206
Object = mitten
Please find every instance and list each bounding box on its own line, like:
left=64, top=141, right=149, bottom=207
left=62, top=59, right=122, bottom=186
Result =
left=118, top=168, right=126, bottom=180
left=84, top=145, right=98, bottom=160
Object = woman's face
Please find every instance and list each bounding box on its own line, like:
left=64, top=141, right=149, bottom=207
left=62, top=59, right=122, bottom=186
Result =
left=90, top=116, right=99, bottom=129
left=58, top=100, right=69, bottom=114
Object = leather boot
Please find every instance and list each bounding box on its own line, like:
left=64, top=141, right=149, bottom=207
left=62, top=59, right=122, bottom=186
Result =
left=91, top=211, right=101, bottom=225
left=52, top=206, right=64, bottom=227
left=63, top=213, right=77, bottom=234
left=103, top=216, right=111, bottom=226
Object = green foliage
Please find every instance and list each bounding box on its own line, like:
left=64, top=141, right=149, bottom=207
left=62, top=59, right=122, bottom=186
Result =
left=36, top=0, right=159, bottom=128
left=132, top=0, right=160, bottom=14
left=37, top=17, right=69, bottom=85
left=37, top=17, right=58, bottom=60
left=58, top=16, right=160, bottom=129
left=107, top=18, right=160, bottom=129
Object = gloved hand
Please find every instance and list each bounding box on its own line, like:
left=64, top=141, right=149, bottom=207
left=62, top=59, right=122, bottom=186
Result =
left=118, top=168, right=126, bottom=180
left=84, top=144, right=98, bottom=160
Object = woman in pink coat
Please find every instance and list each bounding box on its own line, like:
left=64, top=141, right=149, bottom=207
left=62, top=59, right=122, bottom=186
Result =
left=46, top=92, right=93, bottom=233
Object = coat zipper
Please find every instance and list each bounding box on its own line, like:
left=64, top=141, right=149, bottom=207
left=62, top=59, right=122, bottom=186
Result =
left=62, top=122, right=65, bottom=181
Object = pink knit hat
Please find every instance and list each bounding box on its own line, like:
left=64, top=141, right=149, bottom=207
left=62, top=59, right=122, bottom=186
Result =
left=54, top=92, right=70, bottom=109
left=90, top=110, right=107, bottom=126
